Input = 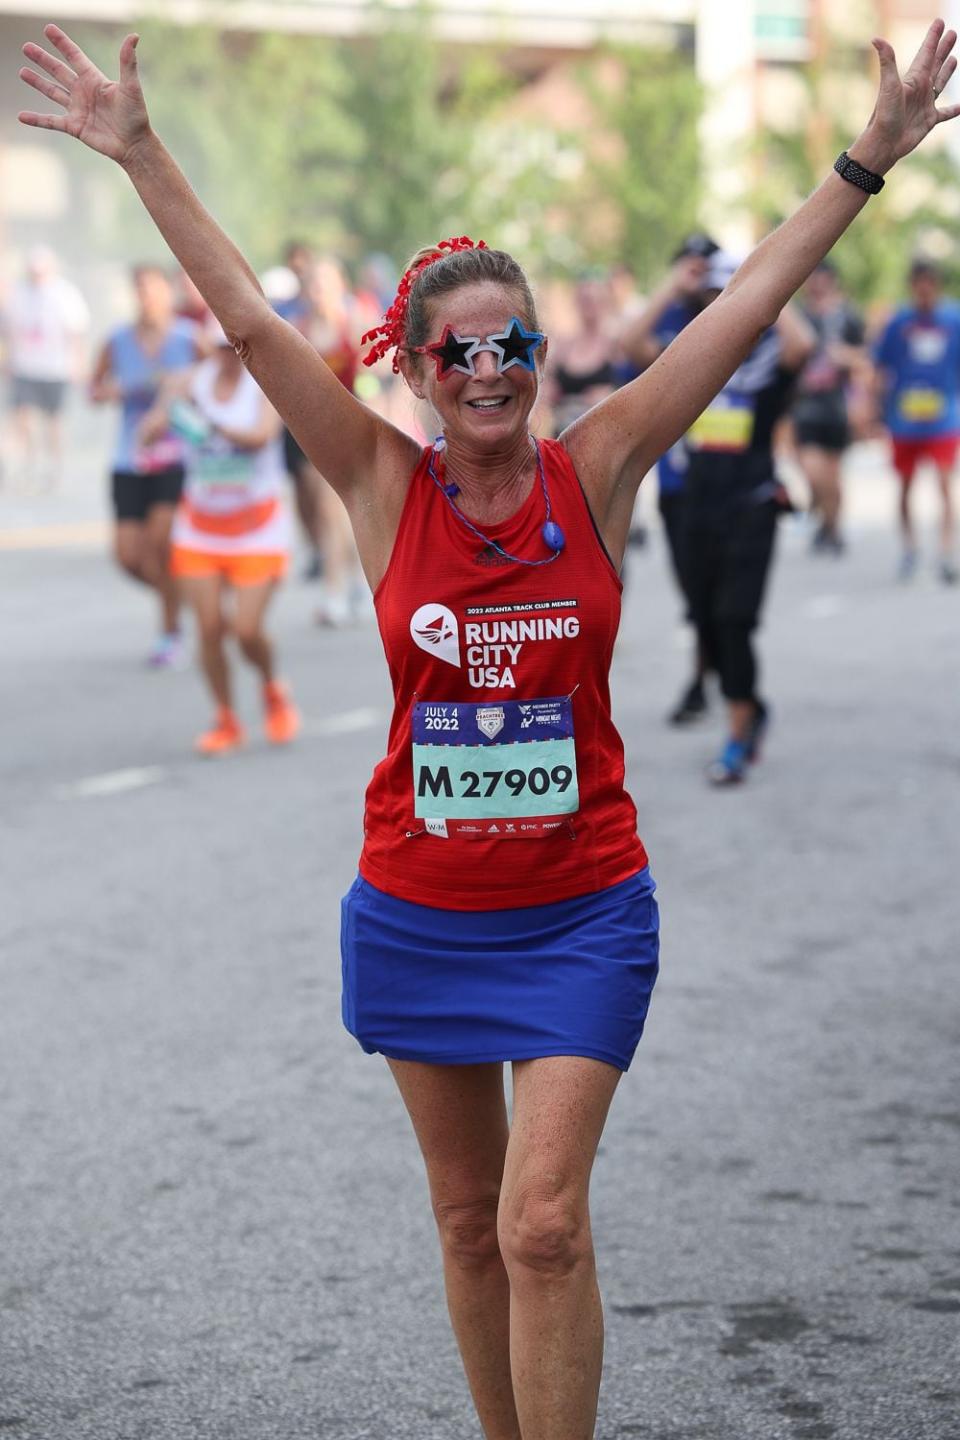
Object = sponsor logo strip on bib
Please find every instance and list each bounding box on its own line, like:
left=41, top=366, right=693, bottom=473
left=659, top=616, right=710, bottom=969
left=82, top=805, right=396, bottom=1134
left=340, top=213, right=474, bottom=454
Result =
left=412, top=696, right=579, bottom=839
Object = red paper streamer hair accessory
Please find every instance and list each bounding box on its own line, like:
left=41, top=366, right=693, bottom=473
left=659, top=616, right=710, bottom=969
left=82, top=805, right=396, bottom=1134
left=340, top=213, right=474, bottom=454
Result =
left=361, top=237, right=488, bottom=372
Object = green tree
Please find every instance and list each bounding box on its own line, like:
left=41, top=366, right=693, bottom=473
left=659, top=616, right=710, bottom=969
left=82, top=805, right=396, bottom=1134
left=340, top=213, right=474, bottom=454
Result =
left=75, top=18, right=357, bottom=267
left=338, top=1, right=466, bottom=263
left=747, top=55, right=960, bottom=305
left=576, top=45, right=704, bottom=283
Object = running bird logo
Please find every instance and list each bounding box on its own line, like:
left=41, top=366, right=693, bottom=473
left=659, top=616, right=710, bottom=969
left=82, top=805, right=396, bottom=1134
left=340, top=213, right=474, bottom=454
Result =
left=410, top=603, right=461, bottom=668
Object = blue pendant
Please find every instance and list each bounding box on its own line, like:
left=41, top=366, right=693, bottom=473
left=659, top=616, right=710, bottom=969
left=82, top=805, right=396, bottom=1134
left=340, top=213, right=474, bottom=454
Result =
left=542, top=520, right=565, bottom=553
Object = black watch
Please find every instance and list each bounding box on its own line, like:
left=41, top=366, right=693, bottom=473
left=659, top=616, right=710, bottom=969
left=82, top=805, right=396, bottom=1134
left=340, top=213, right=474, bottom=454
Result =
left=834, top=150, right=885, bottom=195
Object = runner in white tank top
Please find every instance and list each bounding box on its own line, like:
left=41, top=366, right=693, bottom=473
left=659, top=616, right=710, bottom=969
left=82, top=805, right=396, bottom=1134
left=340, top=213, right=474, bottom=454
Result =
left=146, top=324, right=300, bottom=754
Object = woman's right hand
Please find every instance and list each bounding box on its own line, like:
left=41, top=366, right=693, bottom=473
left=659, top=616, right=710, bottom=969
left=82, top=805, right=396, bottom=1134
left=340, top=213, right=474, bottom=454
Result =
left=18, top=25, right=150, bottom=166
left=137, top=405, right=170, bottom=447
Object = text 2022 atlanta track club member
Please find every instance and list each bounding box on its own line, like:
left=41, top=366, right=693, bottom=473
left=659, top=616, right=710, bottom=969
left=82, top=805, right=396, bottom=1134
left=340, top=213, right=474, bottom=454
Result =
left=19, top=18, right=959, bottom=1438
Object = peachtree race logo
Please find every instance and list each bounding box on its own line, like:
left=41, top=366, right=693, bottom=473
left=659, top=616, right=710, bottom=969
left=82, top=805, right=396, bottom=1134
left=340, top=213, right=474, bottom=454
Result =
left=410, top=604, right=461, bottom=668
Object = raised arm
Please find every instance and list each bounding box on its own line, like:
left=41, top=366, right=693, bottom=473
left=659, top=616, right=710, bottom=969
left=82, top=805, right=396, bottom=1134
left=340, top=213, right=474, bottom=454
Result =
left=18, top=25, right=420, bottom=517
left=566, top=18, right=960, bottom=549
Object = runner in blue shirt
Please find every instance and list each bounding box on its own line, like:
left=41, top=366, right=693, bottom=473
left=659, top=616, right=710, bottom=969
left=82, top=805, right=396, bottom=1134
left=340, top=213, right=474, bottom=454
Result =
left=873, top=258, right=960, bottom=582
left=89, top=264, right=201, bottom=665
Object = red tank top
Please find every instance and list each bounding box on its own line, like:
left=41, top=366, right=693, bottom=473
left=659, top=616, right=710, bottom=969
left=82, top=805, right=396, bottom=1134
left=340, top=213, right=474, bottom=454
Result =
left=359, top=438, right=648, bottom=910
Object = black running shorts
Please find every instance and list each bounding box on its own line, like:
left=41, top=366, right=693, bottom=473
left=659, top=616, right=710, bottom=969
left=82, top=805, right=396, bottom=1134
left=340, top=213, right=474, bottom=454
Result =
left=111, top=467, right=185, bottom=522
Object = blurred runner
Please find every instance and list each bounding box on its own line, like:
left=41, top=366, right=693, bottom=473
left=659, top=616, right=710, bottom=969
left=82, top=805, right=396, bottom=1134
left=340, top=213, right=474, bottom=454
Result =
left=270, top=241, right=326, bottom=579
left=277, top=241, right=313, bottom=324
left=2, top=244, right=89, bottom=491
left=679, top=253, right=814, bottom=786
left=294, top=258, right=369, bottom=626
left=90, top=264, right=202, bottom=666
left=623, top=234, right=719, bottom=724
left=792, top=261, right=866, bottom=555
left=873, top=258, right=960, bottom=583
left=144, top=322, right=299, bottom=754
left=546, top=275, right=618, bottom=436
left=174, top=265, right=211, bottom=327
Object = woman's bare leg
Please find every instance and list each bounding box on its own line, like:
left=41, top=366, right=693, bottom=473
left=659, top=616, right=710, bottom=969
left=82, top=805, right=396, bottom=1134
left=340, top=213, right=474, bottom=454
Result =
left=313, top=474, right=361, bottom=622
left=498, top=1055, right=622, bottom=1440
left=386, top=1059, right=520, bottom=1440
left=799, top=444, right=842, bottom=537
left=232, top=580, right=277, bottom=682
left=143, top=502, right=180, bottom=632
left=935, top=460, right=956, bottom=556
left=179, top=573, right=229, bottom=707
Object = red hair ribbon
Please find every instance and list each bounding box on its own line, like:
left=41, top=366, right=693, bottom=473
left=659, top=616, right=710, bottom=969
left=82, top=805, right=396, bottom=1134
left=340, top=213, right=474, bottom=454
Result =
left=361, top=236, right=488, bottom=372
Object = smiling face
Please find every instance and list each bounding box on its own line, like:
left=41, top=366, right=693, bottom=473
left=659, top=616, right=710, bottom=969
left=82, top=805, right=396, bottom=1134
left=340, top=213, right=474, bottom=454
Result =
left=400, top=281, right=546, bottom=451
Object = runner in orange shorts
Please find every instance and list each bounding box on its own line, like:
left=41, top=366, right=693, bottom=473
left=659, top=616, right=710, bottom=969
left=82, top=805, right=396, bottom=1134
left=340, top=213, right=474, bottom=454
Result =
left=142, top=322, right=300, bottom=754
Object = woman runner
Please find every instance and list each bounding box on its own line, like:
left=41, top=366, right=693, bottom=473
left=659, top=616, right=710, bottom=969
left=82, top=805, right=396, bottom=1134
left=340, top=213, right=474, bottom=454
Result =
left=89, top=263, right=201, bottom=666
left=19, top=18, right=958, bottom=1437
left=545, top=275, right=619, bottom=437
left=141, top=323, right=300, bottom=754
left=792, top=260, right=867, bottom=555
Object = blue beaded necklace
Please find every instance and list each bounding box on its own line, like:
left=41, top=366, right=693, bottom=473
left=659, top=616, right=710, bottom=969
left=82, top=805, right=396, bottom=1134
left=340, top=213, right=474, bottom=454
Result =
left=426, top=436, right=566, bottom=567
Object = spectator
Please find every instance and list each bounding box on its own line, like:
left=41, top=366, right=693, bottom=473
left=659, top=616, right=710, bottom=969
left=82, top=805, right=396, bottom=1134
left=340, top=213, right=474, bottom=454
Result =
left=2, top=244, right=89, bottom=490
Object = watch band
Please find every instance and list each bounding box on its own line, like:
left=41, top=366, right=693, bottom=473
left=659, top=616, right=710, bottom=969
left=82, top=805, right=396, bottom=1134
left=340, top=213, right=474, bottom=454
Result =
left=834, top=150, right=885, bottom=195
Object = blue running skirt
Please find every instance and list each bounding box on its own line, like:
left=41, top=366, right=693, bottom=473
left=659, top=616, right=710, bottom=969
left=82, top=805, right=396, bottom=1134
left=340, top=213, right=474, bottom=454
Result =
left=340, top=868, right=660, bottom=1072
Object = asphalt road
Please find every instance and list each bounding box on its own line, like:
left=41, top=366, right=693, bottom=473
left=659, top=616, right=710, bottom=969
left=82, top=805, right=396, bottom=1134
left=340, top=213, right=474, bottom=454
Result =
left=1, top=456, right=959, bottom=1440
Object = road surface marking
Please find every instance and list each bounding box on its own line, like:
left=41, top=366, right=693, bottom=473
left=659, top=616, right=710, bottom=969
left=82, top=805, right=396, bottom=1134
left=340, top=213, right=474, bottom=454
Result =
left=56, top=711, right=382, bottom=798
left=0, top=521, right=109, bottom=551
left=310, top=707, right=383, bottom=737
left=58, top=766, right=167, bottom=800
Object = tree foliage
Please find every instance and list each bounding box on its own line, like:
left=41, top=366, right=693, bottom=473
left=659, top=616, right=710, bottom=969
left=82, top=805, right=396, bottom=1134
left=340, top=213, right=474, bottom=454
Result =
left=75, top=17, right=356, bottom=266
left=70, top=8, right=703, bottom=284
left=747, top=49, right=960, bottom=305
left=577, top=44, right=703, bottom=284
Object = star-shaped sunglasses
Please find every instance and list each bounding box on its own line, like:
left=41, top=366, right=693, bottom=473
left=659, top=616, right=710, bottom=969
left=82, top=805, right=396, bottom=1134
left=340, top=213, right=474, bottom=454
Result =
left=412, top=317, right=546, bottom=380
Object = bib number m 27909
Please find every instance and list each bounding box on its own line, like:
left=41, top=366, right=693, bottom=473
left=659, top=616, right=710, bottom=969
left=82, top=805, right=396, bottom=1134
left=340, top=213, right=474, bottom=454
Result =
left=411, top=696, right=579, bottom=839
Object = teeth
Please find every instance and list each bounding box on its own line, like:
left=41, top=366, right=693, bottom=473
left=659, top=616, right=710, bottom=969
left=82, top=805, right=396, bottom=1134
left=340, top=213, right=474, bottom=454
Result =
left=471, top=398, right=507, bottom=408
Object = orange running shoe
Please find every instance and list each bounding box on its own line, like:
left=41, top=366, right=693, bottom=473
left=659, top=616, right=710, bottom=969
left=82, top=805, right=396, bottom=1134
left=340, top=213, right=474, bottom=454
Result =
left=195, top=707, right=246, bottom=757
left=263, top=680, right=300, bottom=746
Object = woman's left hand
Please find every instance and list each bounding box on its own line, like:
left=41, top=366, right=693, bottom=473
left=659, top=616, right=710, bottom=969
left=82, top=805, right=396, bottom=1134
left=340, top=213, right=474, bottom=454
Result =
left=861, top=18, right=960, bottom=171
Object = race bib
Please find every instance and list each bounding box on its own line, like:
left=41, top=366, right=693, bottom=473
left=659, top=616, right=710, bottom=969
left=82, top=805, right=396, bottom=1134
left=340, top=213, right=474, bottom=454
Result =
left=411, top=695, right=579, bottom=840
left=898, top=387, right=946, bottom=424
left=688, top=393, right=756, bottom=453
left=193, top=447, right=257, bottom=491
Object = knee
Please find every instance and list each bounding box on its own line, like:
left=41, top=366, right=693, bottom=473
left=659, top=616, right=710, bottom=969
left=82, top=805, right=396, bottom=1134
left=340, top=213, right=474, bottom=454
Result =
left=233, top=621, right=261, bottom=654
left=144, top=535, right=171, bottom=572
left=498, top=1185, right=589, bottom=1280
left=433, top=1194, right=501, bottom=1272
left=114, top=542, right=142, bottom=579
left=197, top=615, right=225, bottom=649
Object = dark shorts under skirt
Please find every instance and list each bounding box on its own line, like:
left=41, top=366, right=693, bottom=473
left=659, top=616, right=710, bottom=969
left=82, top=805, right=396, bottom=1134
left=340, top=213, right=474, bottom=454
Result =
left=340, top=868, right=660, bottom=1072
